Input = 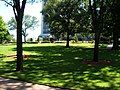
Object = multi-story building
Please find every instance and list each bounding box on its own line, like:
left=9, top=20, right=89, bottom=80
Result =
left=39, top=0, right=50, bottom=38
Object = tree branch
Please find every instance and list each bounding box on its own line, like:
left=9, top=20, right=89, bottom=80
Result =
left=1, top=0, right=13, bottom=7
left=13, top=0, right=21, bottom=16
left=21, top=0, right=27, bottom=16
left=13, top=6, right=18, bottom=20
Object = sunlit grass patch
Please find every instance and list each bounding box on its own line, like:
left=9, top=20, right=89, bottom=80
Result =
left=0, top=43, right=120, bottom=89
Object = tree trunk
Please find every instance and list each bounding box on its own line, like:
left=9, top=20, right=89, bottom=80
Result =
left=66, top=30, right=70, bottom=48
left=112, top=26, right=119, bottom=50
left=0, top=39, right=1, bottom=44
left=91, top=0, right=102, bottom=62
left=112, top=1, right=119, bottom=50
left=16, top=17, right=23, bottom=71
left=24, top=35, right=26, bottom=43
left=14, top=0, right=26, bottom=71
left=2, top=0, right=26, bottom=71
left=89, top=0, right=99, bottom=62
left=93, top=31, right=100, bottom=62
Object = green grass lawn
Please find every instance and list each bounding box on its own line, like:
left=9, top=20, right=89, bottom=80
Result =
left=0, top=43, right=120, bottom=90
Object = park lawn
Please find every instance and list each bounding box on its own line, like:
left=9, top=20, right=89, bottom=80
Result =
left=0, top=43, right=120, bottom=90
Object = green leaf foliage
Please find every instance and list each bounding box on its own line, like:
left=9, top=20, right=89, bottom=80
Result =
left=0, top=16, right=11, bottom=43
left=7, top=15, right=39, bottom=42
left=43, top=0, right=90, bottom=38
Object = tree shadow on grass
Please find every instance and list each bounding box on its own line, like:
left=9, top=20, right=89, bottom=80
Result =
left=0, top=46, right=120, bottom=90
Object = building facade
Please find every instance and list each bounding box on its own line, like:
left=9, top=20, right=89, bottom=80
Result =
left=40, top=0, right=50, bottom=38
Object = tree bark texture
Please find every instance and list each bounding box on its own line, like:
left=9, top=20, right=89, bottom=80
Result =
left=111, top=0, right=120, bottom=50
left=66, top=30, right=70, bottom=48
left=14, top=0, right=26, bottom=71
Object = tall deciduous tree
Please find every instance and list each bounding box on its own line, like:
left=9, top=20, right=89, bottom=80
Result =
left=8, top=15, right=39, bottom=43
left=43, top=0, right=88, bottom=47
left=111, top=0, right=120, bottom=50
left=1, top=0, right=27, bottom=71
left=101, top=0, right=120, bottom=50
left=89, top=0, right=104, bottom=62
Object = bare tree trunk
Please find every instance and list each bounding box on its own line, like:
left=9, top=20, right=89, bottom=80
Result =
left=16, top=16, right=23, bottom=71
left=65, top=20, right=70, bottom=48
left=112, top=0, right=119, bottom=50
left=23, top=29, right=27, bottom=43
left=89, top=0, right=99, bottom=62
left=89, top=0, right=103, bottom=62
left=15, top=0, right=26, bottom=71
left=66, top=30, right=70, bottom=48
left=112, top=30, right=119, bottom=50
left=93, top=31, right=100, bottom=62
left=93, top=0, right=104, bottom=62
left=23, top=35, right=26, bottom=43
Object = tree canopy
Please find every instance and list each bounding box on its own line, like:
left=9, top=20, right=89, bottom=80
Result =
left=0, top=16, right=12, bottom=43
left=43, top=0, right=89, bottom=47
left=8, top=15, right=39, bottom=43
left=1, top=0, right=27, bottom=71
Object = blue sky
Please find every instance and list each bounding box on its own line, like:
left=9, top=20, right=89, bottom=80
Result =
left=0, top=1, right=42, bottom=40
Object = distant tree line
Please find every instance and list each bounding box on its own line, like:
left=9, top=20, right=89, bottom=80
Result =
left=8, top=15, right=39, bottom=43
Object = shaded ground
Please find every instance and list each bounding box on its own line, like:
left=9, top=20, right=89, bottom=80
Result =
left=0, top=44, right=120, bottom=89
left=0, top=77, right=69, bottom=90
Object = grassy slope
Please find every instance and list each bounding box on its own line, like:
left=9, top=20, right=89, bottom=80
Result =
left=0, top=43, right=120, bottom=90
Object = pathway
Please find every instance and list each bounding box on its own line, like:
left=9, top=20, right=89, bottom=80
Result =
left=0, top=77, right=70, bottom=90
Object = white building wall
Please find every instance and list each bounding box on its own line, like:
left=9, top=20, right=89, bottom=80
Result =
left=40, top=0, right=50, bottom=36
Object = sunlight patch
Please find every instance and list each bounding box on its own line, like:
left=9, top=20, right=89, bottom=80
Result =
left=74, top=57, right=82, bottom=60
left=101, top=67, right=111, bottom=71
left=114, top=78, right=120, bottom=83
left=93, top=73, right=100, bottom=75
left=52, top=54, right=62, bottom=56
left=41, top=78, right=51, bottom=83
left=95, top=82, right=110, bottom=87
left=83, top=71, right=90, bottom=74
left=89, top=80, right=110, bottom=87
